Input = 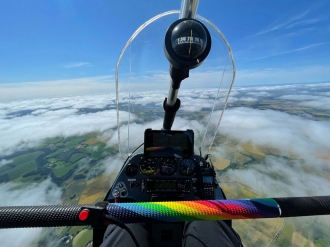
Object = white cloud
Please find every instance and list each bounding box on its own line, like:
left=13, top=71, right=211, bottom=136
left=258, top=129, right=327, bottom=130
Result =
left=248, top=10, right=312, bottom=37
left=236, top=66, right=330, bottom=86
left=320, top=92, right=330, bottom=96
left=223, top=156, right=330, bottom=197
left=0, top=76, right=114, bottom=101
left=279, top=94, right=320, bottom=101
left=0, top=107, right=130, bottom=156
left=0, top=159, right=12, bottom=167
left=278, top=93, right=330, bottom=110
left=217, top=107, right=330, bottom=159
left=209, top=107, right=330, bottom=198
left=249, top=43, right=326, bottom=61
left=0, top=178, right=62, bottom=206
left=245, top=91, right=271, bottom=97
left=2, top=83, right=329, bottom=157
left=298, top=97, right=330, bottom=110
left=228, top=97, right=258, bottom=103
left=0, top=85, right=329, bottom=246
left=63, top=62, right=91, bottom=68
left=0, top=178, right=62, bottom=247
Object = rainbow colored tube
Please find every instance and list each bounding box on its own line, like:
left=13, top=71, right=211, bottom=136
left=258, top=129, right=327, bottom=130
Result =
left=106, top=198, right=281, bottom=223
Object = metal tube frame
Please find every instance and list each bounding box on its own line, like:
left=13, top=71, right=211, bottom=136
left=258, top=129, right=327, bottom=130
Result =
left=179, top=0, right=200, bottom=19
left=166, top=87, right=179, bottom=106
left=166, top=0, right=199, bottom=108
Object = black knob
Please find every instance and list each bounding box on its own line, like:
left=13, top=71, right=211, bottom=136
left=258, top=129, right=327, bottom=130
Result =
left=121, top=189, right=127, bottom=196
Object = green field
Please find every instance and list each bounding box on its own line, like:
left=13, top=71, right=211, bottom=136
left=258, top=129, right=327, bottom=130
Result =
left=6, top=151, right=43, bottom=180
left=69, top=226, right=86, bottom=235
left=65, top=136, right=89, bottom=148
left=44, top=137, right=63, bottom=144
left=69, top=153, right=85, bottom=163
left=72, top=229, right=92, bottom=247
left=46, top=148, right=67, bottom=158
left=52, top=161, right=77, bottom=177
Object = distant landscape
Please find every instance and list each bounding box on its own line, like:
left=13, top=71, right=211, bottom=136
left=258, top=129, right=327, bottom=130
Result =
left=0, top=83, right=329, bottom=247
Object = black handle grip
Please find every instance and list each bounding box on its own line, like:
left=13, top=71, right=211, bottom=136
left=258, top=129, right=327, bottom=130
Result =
left=275, top=196, right=330, bottom=217
left=0, top=204, right=92, bottom=228
left=163, top=98, right=181, bottom=130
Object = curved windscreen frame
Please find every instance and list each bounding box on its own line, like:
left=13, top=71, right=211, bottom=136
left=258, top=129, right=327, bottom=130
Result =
left=114, top=10, right=236, bottom=158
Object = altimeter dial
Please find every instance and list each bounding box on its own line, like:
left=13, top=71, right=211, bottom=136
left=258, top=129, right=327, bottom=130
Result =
left=140, top=158, right=157, bottom=175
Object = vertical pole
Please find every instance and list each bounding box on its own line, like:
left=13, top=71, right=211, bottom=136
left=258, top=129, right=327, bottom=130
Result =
left=163, top=0, right=200, bottom=130
left=167, top=0, right=199, bottom=106
left=179, top=0, right=199, bottom=19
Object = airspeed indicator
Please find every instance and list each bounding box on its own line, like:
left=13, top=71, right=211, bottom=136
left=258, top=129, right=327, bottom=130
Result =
left=140, top=158, right=157, bottom=175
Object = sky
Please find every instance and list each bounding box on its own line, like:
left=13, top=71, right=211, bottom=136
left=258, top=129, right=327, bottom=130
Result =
left=0, top=0, right=330, bottom=100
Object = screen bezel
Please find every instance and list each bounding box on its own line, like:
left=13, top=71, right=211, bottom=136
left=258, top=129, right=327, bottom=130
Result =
left=144, top=129, right=194, bottom=158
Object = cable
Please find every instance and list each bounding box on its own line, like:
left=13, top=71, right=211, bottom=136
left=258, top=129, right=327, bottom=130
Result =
left=104, top=215, right=141, bottom=247
left=118, top=143, right=144, bottom=174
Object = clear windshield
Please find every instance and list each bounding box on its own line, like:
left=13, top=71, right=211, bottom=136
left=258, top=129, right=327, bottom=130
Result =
left=112, top=11, right=235, bottom=161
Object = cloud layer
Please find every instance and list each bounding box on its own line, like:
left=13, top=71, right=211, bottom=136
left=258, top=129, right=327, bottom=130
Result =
left=0, top=82, right=329, bottom=246
left=0, top=179, right=63, bottom=247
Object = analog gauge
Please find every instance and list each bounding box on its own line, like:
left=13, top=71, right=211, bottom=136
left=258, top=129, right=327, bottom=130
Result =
left=180, top=159, right=196, bottom=176
left=160, top=159, right=177, bottom=176
left=126, top=163, right=138, bottom=177
left=140, top=158, right=157, bottom=175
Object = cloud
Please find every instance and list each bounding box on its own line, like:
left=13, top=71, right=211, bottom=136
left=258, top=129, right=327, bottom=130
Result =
left=0, top=84, right=329, bottom=245
left=279, top=94, right=320, bottom=101
left=249, top=43, right=326, bottom=61
left=0, top=159, right=12, bottom=167
left=228, top=97, right=258, bottom=103
left=245, top=91, right=271, bottom=97
left=285, top=18, right=322, bottom=29
left=2, top=83, right=329, bottom=157
left=278, top=93, right=330, bottom=110
left=0, top=178, right=62, bottom=206
left=248, top=10, right=312, bottom=37
left=235, top=65, right=330, bottom=85
left=208, top=107, right=330, bottom=197
left=217, top=107, right=330, bottom=157
left=298, top=97, right=330, bottom=110
left=0, top=109, right=128, bottom=155
left=0, top=178, right=63, bottom=247
left=63, top=62, right=92, bottom=68
left=223, top=156, right=330, bottom=197
left=0, top=75, right=114, bottom=101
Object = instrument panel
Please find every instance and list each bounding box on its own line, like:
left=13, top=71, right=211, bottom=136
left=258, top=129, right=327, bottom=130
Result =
left=105, top=153, right=224, bottom=202
left=138, top=157, right=195, bottom=176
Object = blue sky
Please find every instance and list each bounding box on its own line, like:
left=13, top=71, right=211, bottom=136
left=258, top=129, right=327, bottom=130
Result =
left=0, top=0, right=329, bottom=98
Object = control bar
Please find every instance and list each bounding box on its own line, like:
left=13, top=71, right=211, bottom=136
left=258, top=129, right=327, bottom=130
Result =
left=1, top=196, right=330, bottom=228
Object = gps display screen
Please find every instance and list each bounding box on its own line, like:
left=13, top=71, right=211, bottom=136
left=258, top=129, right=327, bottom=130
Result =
left=144, top=129, right=194, bottom=158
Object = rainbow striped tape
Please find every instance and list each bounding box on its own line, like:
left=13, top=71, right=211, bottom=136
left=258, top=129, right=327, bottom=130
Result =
left=106, top=198, right=281, bottom=223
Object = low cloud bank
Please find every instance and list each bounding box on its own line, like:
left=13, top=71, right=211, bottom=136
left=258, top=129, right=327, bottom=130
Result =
left=215, top=107, right=330, bottom=197
left=0, top=109, right=127, bottom=156
left=0, top=83, right=329, bottom=246
left=0, top=179, right=62, bottom=247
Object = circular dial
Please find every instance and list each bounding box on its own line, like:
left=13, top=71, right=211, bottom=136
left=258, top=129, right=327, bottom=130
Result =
left=126, top=164, right=138, bottom=177
left=160, top=159, right=177, bottom=175
left=140, top=158, right=157, bottom=175
left=180, top=159, right=196, bottom=175
left=171, top=20, right=207, bottom=60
